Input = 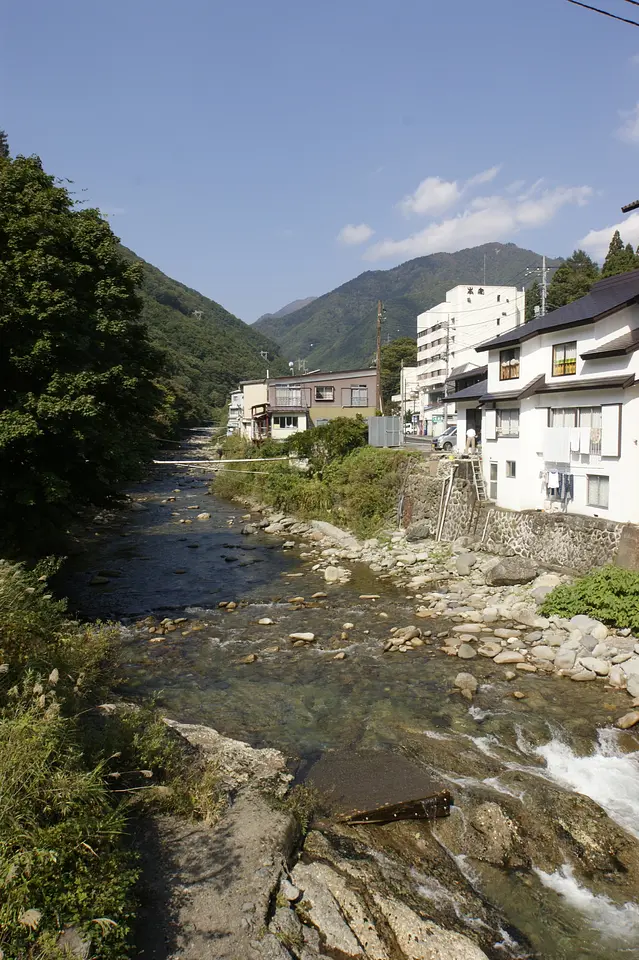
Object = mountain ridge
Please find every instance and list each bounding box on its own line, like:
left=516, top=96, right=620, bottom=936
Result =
left=254, top=243, right=562, bottom=369
left=255, top=297, right=317, bottom=325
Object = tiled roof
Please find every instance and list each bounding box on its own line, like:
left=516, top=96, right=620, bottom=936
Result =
left=475, top=270, right=639, bottom=353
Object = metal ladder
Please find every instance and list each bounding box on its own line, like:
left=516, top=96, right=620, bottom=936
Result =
left=470, top=456, right=488, bottom=502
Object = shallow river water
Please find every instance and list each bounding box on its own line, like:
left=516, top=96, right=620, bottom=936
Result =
left=58, top=431, right=639, bottom=960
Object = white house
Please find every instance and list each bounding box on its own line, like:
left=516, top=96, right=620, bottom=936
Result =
left=449, top=270, right=639, bottom=524
left=417, top=284, right=525, bottom=436
left=226, top=390, right=244, bottom=435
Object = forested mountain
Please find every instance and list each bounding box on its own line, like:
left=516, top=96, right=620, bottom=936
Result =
left=254, top=243, right=562, bottom=369
left=256, top=296, right=316, bottom=324
left=117, top=248, right=286, bottom=421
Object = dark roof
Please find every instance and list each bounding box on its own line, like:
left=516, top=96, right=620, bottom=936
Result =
left=475, top=270, right=639, bottom=353
left=580, top=327, right=639, bottom=359
left=531, top=374, right=636, bottom=395
left=446, top=381, right=488, bottom=402
left=445, top=363, right=487, bottom=386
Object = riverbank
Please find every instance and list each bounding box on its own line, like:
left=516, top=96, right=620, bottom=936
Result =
left=219, top=493, right=639, bottom=718
left=46, top=430, right=639, bottom=959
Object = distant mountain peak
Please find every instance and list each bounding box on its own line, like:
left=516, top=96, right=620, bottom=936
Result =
left=255, top=296, right=316, bottom=324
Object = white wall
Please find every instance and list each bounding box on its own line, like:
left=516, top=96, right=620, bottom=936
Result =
left=271, top=414, right=307, bottom=440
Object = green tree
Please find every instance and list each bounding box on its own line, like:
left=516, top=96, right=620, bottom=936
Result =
left=601, top=230, right=639, bottom=278
left=380, top=337, right=417, bottom=408
left=546, top=249, right=600, bottom=312
left=0, top=130, right=8, bottom=159
left=0, top=153, right=164, bottom=540
left=284, top=416, right=368, bottom=476
left=525, top=280, right=541, bottom=321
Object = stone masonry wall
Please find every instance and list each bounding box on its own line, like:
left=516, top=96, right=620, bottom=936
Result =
left=402, top=459, right=630, bottom=573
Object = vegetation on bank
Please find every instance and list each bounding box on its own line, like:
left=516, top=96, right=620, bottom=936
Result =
left=0, top=560, right=222, bottom=959
left=541, top=565, right=639, bottom=632
left=214, top=419, right=417, bottom=537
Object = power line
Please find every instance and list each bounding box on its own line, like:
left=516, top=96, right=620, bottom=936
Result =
left=565, top=0, right=639, bottom=27
left=622, top=0, right=639, bottom=8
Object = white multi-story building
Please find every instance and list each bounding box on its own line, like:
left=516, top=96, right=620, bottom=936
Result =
left=416, top=284, right=525, bottom=435
left=226, top=390, right=244, bottom=435
left=450, top=270, right=639, bottom=523
left=391, top=366, right=420, bottom=425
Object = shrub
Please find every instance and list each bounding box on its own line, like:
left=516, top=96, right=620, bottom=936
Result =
left=325, top=446, right=417, bottom=537
left=540, top=565, right=639, bottom=631
left=284, top=416, right=368, bottom=475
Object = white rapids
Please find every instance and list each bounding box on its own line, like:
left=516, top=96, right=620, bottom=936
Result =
left=535, top=863, right=639, bottom=943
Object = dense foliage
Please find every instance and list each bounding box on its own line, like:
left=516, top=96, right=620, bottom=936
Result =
left=0, top=153, right=166, bottom=542
left=283, top=416, right=368, bottom=475
left=540, top=565, right=639, bottom=631
left=380, top=337, right=417, bottom=408
left=118, top=247, right=287, bottom=423
left=601, top=230, right=639, bottom=278
left=525, top=280, right=541, bottom=321
left=254, top=242, right=561, bottom=369
left=0, top=560, right=223, bottom=959
left=546, top=249, right=600, bottom=312
left=214, top=423, right=416, bottom=537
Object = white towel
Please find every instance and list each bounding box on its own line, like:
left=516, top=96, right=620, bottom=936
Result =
left=548, top=470, right=560, bottom=490
left=580, top=425, right=591, bottom=453
left=570, top=428, right=581, bottom=453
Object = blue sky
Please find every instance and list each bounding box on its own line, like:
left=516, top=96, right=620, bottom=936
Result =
left=4, top=0, right=639, bottom=322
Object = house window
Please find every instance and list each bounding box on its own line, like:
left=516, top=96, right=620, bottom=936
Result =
left=587, top=474, right=609, bottom=508
left=550, top=407, right=578, bottom=428
left=489, top=462, right=498, bottom=500
left=273, top=415, right=299, bottom=429
left=350, top=386, right=368, bottom=406
left=499, top=347, right=520, bottom=380
left=552, top=341, right=577, bottom=377
left=496, top=408, right=519, bottom=437
left=314, top=386, right=334, bottom=401
left=506, top=460, right=516, bottom=478
left=275, top=384, right=302, bottom=406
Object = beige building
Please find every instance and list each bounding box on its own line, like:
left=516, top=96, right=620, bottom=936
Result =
left=239, top=368, right=378, bottom=441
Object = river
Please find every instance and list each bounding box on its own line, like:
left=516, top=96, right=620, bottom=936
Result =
left=58, top=429, right=639, bottom=960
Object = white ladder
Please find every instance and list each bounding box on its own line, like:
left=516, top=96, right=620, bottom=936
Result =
left=470, top=456, right=488, bottom=502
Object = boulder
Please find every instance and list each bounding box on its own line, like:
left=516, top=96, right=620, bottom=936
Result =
left=570, top=668, right=596, bottom=682
left=405, top=520, right=433, bottom=541
left=396, top=553, right=417, bottom=565
left=454, top=672, right=478, bottom=694
left=478, top=641, right=502, bottom=658
left=324, top=566, right=350, bottom=583
left=457, top=643, right=478, bottom=660
left=455, top=553, right=477, bottom=576
left=569, top=615, right=604, bottom=633
left=577, top=657, right=609, bottom=676
left=608, top=665, right=627, bottom=688
left=622, top=657, right=639, bottom=678
left=531, top=645, right=556, bottom=662
left=554, top=647, right=577, bottom=671
left=628, top=675, right=639, bottom=699
left=241, top=523, right=258, bottom=535
left=494, top=651, right=525, bottom=664
left=485, top=557, right=538, bottom=587
left=616, top=710, right=639, bottom=729
left=530, top=585, right=554, bottom=603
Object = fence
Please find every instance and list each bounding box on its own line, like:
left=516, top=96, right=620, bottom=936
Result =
left=368, top=416, right=401, bottom=448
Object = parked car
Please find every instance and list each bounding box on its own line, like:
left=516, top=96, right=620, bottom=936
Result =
left=433, top=426, right=457, bottom=452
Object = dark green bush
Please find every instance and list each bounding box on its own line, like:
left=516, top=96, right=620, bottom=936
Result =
left=283, top=416, right=368, bottom=475
left=540, top=565, right=639, bottom=631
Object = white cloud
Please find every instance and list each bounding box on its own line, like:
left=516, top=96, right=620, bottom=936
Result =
left=581, top=211, right=639, bottom=259
left=399, top=166, right=501, bottom=218
left=337, top=223, right=375, bottom=246
left=618, top=103, right=639, bottom=143
left=364, top=184, right=592, bottom=262
left=400, top=176, right=462, bottom=216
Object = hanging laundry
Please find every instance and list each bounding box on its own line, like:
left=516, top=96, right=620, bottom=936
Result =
left=570, top=428, right=581, bottom=453
left=548, top=469, right=560, bottom=492
left=580, top=426, right=591, bottom=454
left=565, top=474, right=574, bottom=501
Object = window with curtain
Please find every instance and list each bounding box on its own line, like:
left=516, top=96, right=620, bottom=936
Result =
left=587, top=474, right=609, bottom=508
left=314, top=386, right=334, bottom=401
left=496, top=408, right=519, bottom=437
left=350, top=386, right=368, bottom=406
left=499, top=347, right=520, bottom=380
left=552, top=341, right=577, bottom=376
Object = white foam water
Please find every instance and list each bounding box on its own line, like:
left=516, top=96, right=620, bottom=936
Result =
left=533, top=730, right=639, bottom=839
left=535, top=864, right=639, bottom=943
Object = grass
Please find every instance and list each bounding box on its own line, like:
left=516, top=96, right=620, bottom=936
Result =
left=540, top=564, right=639, bottom=631
left=0, top=560, right=224, bottom=959
left=213, top=443, right=417, bottom=539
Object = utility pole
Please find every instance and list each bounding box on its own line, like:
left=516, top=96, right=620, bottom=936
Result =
left=540, top=255, right=547, bottom=317
left=376, top=299, right=383, bottom=414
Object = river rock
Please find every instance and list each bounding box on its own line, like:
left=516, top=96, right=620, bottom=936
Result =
left=494, top=628, right=521, bottom=639
left=478, top=641, right=502, bottom=658
left=622, top=657, right=639, bottom=678
left=543, top=630, right=567, bottom=647
left=452, top=623, right=483, bottom=634
left=324, top=566, right=350, bottom=583
left=494, top=651, right=525, bottom=664
left=608, top=665, right=627, bottom=688
left=569, top=615, right=603, bottom=633
left=485, top=558, right=538, bottom=587
left=530, top=585, right=554, bottom=603
left=591, top=624, right=609, bottom=641
left=455, top=553, right=477, bottom=576
left=627, top=675, right=639, bottom=698
left=482, top=606, right=499, bottom=623
left=372, top=896, right=489, bottom=960
left=258, top=618, right=275, bottom=625
left=405, top=519, right=433, bottom=541
left=455, top=672, right=478, bottom=694
left=289, top=632, right=315, bottom=643
left=571, top=668, right=596, bottom=681
left=457, top=643, right=478, bottom=660
left=264, top=523, right=284, bottom=534
left=531, top=645, right=556, bottom=661
left=554, top=647, right=577, bottom=671
left=616, top=710, right=639, bottom=729
left=196, top=512, right=211, bottom=520
left=293, top=862, right=388, bottom=959
left=396, top=553, right=417, bottom=565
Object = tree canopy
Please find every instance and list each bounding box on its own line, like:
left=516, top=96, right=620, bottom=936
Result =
left=601, top=230, right=639, bottom=278
left=546, top=250, right=600, bottom=312
left=525, top=280, right=541, bottom=321
left=0, top=130, right=8, bottom=159
left=0, top=153, right=165, bottom=541
left=380, top=337, right=417, bottom=408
